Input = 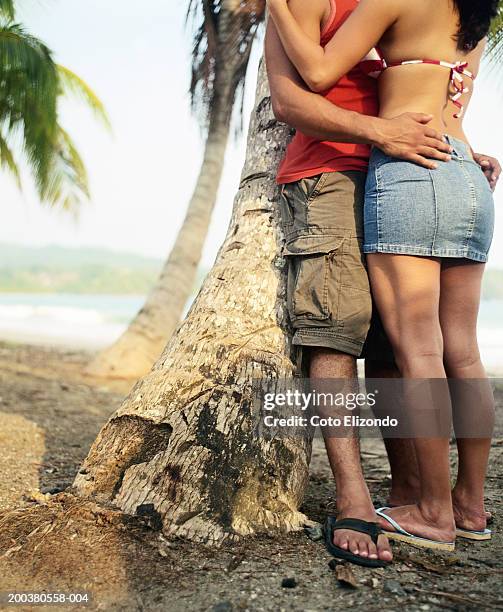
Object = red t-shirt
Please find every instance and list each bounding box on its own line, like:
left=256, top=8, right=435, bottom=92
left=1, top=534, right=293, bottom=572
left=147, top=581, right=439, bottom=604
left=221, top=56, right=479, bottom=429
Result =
left=276, top=0, right=379, bottom=184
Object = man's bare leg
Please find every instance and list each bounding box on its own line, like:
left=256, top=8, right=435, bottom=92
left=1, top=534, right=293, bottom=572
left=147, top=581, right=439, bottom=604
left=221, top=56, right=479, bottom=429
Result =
left=310, top=347, right=392, bottom=562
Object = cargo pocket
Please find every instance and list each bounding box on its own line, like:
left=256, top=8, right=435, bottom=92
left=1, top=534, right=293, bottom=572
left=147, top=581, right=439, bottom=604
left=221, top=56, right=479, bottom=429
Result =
left=277, top=184, right=295, bottom=229
left=299, top=173, right=329, bottom=206
left=283, top=234, right=345, bottom=328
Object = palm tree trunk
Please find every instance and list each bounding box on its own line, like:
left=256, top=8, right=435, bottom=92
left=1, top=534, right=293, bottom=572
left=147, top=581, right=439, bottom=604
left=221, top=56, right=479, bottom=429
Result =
left=86, top=3, right=248, bottom=380
left=85, top=82, right=233, bottom=380
left=73, top=59, right=312, bottom=546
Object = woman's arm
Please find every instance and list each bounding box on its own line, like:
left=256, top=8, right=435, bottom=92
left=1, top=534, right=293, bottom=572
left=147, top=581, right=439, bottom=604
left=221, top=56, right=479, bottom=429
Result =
left=267, top=0, right=400, bottom=92
left=266, top=21, right=453, bottom=169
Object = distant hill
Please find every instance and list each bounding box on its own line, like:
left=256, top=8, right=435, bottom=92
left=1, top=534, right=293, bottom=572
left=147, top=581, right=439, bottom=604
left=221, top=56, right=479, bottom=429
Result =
left=0, top=243, right=501, bottom=297
left=0, top=243, right=211, bottom=295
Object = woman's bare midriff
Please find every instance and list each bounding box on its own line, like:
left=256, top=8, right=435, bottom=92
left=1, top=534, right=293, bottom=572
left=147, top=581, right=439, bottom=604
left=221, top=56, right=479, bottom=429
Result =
left=377, top=65, right=472, bottom=148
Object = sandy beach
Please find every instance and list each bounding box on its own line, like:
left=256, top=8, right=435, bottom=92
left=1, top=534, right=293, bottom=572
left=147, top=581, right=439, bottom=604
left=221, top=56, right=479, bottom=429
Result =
left=0, top=340, right=502, bottom=611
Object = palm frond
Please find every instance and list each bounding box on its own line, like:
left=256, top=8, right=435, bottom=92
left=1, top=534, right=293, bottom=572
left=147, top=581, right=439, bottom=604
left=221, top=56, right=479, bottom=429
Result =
left=0, top=20, right=106, bottom=210
left=41, top=124, right=90, bottom=210
left=0, top=21, right=57, bottom=84
left=0, top=21, right=59, bottom=195
left=186, top=0, right=265, bottom=129
left=57, top=64, right=111, bottom=130
left=0, top=131, right=21, bottom=186
left=0, top=0, right=15, bottom=20
left=487, top=2, right=503, bottom=64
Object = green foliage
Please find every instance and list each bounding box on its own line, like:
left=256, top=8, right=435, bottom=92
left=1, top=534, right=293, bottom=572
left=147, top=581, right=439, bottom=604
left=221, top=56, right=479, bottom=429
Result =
left=42, top=125, right=90, bottom=211
left=57, top=65, right=110, bottom=130
left=0, top=244, right=164, bottom=294
left=488, top=1, right=503, bottom=63
left=0, top=6, right=109, bottom=210
left=0, top=0, right=14, bottom=20
left=0, top=22, right=58, bottom=195
left=0, top=244, right=212, bottom=294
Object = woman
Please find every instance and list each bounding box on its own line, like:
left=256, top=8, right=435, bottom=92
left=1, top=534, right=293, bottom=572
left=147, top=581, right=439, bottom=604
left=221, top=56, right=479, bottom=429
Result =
left=267, top=0, right=498, bottom=550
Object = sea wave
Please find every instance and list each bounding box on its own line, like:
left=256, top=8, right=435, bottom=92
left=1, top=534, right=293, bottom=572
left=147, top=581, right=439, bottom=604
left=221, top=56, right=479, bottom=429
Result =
left=0, top=297, right=136, bottom=349
left=0, top=304, right=106, bottom=325
left=0, top=295, right=501, bottom=366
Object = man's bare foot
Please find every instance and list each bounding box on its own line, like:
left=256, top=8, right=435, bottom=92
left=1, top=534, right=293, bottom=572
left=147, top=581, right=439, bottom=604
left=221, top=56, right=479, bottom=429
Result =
left=335, top=505, right=393, bottom=562
left=377, top=504, right=456, bottom=543
left=452, top=488, right=489, bottom=532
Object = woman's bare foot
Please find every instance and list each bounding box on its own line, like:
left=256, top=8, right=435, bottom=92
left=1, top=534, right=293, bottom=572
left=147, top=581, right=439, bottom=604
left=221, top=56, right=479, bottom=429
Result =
left=387, top=476, right=421, bottom=507
left=377, top=504, right=456, bottom=543
left=335, top=505, right=393, bottom=562
left=452, top=488, right=488, bottom=532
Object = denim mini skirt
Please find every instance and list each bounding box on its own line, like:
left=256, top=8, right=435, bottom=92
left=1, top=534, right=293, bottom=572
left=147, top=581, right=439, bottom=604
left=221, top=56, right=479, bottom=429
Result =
left=364, top=135, right=495, bottom=262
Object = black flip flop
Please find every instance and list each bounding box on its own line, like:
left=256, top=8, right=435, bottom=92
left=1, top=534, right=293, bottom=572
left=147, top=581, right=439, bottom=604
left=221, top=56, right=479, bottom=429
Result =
left=324, top=516, right=391, bottom=568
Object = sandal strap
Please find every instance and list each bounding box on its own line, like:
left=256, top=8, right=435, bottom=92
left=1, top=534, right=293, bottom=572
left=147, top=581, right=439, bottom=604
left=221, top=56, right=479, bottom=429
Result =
left=376, top=507, right=413, bottom=537
left=332, top=517, right=382, bottom=544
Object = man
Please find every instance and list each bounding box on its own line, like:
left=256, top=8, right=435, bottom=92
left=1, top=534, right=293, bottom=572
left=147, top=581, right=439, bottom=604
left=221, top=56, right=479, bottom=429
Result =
left=265, top=0, right=501, bottom=566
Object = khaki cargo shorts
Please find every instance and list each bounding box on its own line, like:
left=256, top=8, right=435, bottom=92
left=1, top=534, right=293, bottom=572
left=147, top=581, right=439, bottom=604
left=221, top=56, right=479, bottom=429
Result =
left=278, top=170, right=394, bottom=374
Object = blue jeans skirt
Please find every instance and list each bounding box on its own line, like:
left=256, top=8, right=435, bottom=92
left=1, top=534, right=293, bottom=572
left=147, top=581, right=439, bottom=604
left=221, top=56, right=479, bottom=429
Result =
left=364, top=135, right=495, bottom=262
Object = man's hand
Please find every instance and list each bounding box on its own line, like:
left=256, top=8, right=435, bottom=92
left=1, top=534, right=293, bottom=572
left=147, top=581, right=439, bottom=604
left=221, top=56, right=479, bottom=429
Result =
left=371, top=113, right=452, bottom=170
left=473, top=152, right=501, bottom=191
left=265, top=23, right=454, bottom=169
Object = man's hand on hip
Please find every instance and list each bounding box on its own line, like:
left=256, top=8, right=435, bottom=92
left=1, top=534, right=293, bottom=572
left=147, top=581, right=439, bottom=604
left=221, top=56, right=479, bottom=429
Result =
left=370, top=113, right=453, bottom=170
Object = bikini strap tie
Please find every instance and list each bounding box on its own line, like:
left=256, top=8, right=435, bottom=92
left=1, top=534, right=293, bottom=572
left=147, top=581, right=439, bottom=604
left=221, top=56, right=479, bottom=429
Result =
left=448, top=61, right=473, bottom=119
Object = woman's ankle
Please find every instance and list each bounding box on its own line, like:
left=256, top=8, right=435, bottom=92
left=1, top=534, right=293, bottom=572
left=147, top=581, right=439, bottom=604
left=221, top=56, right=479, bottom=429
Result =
left=417, top=500, right=455, bottom=528
left=452, top=484, right=485, bottom=509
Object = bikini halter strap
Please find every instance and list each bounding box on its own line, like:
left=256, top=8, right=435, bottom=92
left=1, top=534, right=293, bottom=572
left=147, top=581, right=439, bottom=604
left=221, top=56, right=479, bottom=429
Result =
left=385, top=59, right=475, bottom=119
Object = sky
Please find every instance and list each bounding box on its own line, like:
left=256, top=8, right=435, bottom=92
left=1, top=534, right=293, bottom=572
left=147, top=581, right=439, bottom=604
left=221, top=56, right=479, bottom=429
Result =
left=3, top=0, right=503, bottom=269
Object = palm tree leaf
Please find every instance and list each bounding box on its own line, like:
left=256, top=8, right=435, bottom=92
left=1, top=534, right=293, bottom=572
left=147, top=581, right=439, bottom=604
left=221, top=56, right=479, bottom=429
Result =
left=0, top=21, right=56, bottom=82
left=487, top=2, right=503, bottom=64
left=57, top=64, right=111, bottom=130
left=186, top=0, right=265, bottom=128
left=0, top=20, right=103, bottom=210
left=0, top=131, right=21, bottom=187
left=0, top=21, right=59, bottom=197
left=0, top=0, right=15, bottom=20
left=40, top=125, right=90, bottom=210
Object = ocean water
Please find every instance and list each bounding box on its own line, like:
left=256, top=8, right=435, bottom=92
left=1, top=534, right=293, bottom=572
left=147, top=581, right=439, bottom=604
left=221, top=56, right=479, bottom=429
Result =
left=0, top=293, right=143, bottom=351
left=0, top=293, right=501, bottom=371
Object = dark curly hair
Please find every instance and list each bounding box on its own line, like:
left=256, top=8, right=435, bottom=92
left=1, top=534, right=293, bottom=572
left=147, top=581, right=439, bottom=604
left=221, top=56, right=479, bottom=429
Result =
left=453, top=0, right=500, bottom=50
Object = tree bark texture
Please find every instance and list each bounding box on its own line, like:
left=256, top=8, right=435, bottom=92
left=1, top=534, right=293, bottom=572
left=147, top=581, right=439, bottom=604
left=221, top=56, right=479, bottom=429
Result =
left=74, top=60, right=312, bottom=546
left=86, top=3, right=258, bottom=380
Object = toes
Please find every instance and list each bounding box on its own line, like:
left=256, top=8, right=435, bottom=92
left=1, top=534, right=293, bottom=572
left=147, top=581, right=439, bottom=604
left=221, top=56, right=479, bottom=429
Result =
left=368, top=540, right=378, bottom=560
left=333, top=530, right=384, bottom=559
left=358, top=538, right=369, bottom=557
left=377, top=516, right=391, bottom=532
left=377, top=534, right=393, bottom=562
left=335, top=534, right=349, bottom=550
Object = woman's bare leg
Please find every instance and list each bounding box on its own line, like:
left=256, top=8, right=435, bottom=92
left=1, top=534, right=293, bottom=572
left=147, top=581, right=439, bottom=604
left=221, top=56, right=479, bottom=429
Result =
left=440, top=260, right=494, bottom=532
left=365, top=360, right=421, bottom=506
left=367, top=254, right=455, bottom=542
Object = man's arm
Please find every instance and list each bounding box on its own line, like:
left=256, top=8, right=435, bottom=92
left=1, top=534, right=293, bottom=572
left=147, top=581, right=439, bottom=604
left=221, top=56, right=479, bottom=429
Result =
left=267, top=0, right=399, bottom=93
left=265, top=21, right=452, bottom=169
